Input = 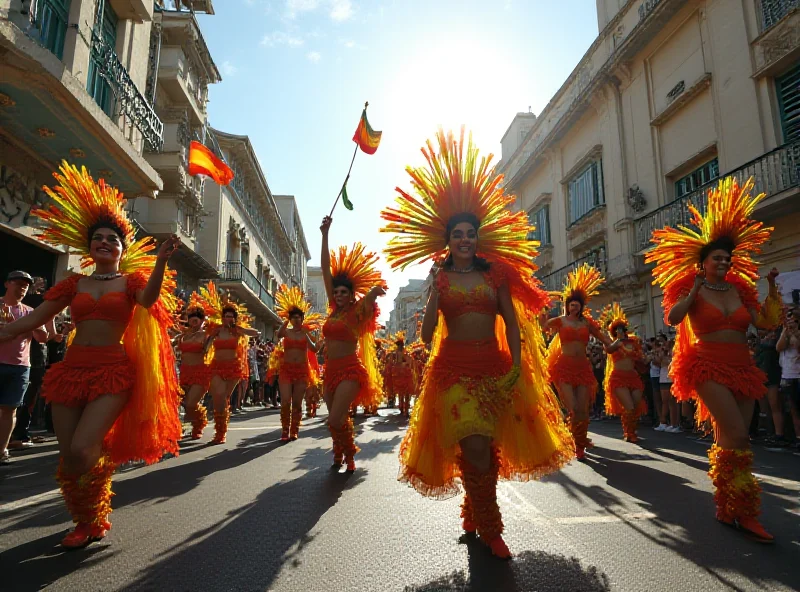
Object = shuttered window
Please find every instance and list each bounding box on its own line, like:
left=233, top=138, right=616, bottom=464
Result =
left=777, top=62, right=800, bottom=142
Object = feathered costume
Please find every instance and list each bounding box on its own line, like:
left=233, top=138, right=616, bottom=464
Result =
left=198, top=281, right=253, bottom=444
left=381, top=128, right=574, bottom=554
left=322, top=243, right=385, bottom=465
left=600, top=303, right=647, bottom=442
left=177, top=292, right=214, bottom=440
left=275, top=284, right=323, bottom=439
left=645, top=176, right=781, bottom=538
left=32, top=162, right=181, bottom=542
left=546, top=264, right=604, bottom=456
left=387, top=332, right=415, bottom=416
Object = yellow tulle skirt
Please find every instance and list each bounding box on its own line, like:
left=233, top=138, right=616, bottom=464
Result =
left=398, top=337, right=574, bottom=499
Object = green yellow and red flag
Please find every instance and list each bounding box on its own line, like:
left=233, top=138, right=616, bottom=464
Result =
left=352, top=107, right=382, bottom=155
left=188, top=141, right=234, bottom=186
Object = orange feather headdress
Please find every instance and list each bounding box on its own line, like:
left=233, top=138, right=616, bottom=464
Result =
left=560, top=263, right=603, bottom=306
left=198, top=281, right=252, bottom=329
left=380, top=127, right=540, bottom=274
left=600, top=302, right=628, bottom=335
left=275, top=284, right=323, bottom=330
left=330, top=242, right=386, bottom=299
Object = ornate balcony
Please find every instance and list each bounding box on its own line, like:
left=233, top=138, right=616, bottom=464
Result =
left=635, top=140, right=800, bottom=251
left=758, top=0, right=799, bottom=32
left=90, top=30, right=164, bottom=152
left=540, top=247, right=607, bottom=294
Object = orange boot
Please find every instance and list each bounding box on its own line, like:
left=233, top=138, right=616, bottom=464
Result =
left=708, top=445, right=773, bottom=543
left=290, top=407, right=302, bottom=441
left=460, top=448, right=510, bottom=559
left=191, top=403, right=208, bottom=440
left=280, top=400, right=291, bottom=441
left=211, top=409, right=230, bottom=444
left=330, top=417, right=360, bottom=471
left=621, top=411, right=639, bottom=443
left=569, top=415, right=590, bottom=459
left=457, top=455, right=477, bottom=534
left=57, top=455, right=115, bottom=549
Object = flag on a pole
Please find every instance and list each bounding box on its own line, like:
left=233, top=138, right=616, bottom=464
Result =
left=188, top=141, right=234, bottom=186
left=352, top=108, right=382, bottom=155
left=341, top=183, right=354, bottom=210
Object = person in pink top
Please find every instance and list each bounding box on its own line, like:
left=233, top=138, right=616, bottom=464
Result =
left=0, top=271, right=49, bottom=464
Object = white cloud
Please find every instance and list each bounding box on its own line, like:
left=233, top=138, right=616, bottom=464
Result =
left=260, top=31, right=305, bottom=47
left=307, top=51, right=322, bottom=63
left=329, top=0, right=353, bottom=21
left=285, top=0, right=319, bottom=18
left=221, top=61, right=238, bottom=76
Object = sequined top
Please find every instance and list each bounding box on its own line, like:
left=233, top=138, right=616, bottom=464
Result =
left=436, top=270, right=498, bottom=322
left=323, top=298, right=375, bottom=343
left=45, top=273, right=143, bottom=326
left=552, top=317, right=590, bottom=345
left=179, top=340, right=204, bottom=353
left=214, top=338, right=238, bottom=350
left=284, top=334, right=308, bottom=351
left=690, top=292, right=751, bottom=335
left=610, top=337, right=641, bottom=362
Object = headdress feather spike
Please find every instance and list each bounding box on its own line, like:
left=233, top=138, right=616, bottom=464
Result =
left=561, top=263, right=603, bottom=305
left=330, top=243, right=385, bottom=299
left=380, top=127, right=540, bottom=274
left=275, top=284, right=323, bottom=330
left=600, top=302, right=628, bottom=334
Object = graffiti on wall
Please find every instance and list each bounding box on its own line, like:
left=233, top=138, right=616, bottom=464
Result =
left=0, top=164, right=50, bottom=227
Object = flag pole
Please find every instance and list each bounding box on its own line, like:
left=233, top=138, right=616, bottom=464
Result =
left=329, top=101, right=369, bottom=217
left=329, top=141, right=359, bottom=217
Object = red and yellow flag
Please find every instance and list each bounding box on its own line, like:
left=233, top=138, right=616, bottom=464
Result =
left=188, top=141, right=234, bottom=186
left=352, top=108, right=382, bottom=155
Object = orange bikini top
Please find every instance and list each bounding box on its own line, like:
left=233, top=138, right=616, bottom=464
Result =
left=323, top=299, right=375, bottom=343
left=436, top=271, right=497, bottom=322
left=284, top=334, right=307, bottom=351
left=214, top=338, right=238, bottom=350
left=553, top=317, right=590, bottom=345
left=690, top=292, right=751, bottom=335
left=179, top=340, right=204, bottom=353
left=44, top=272, right=149, bottom=327
left=611, top=339, right=641, bottom=361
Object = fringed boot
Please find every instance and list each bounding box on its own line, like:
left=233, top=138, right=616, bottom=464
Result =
left=211, top=408, right=230, bottom=444
left=330, top=417, right=360, bottom=472
left=290, top=407, right=302, bottom=441
left=57, top=455, right=115, bottom=549
left=708, top=445, right=773, bottom=542
left=457, top=454, right=477, bottom=534
left=329, top=422, right=344, bottom=468
left=280, top=400, right=291, bottom=441
left=459, top=448, right=510, bottom=559
left=621, top=410, right=639, bottom=443
left=191, top=403, right=208, bottom=440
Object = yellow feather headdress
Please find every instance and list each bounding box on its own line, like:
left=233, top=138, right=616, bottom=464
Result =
left=600, top=302, right=628, bottom=335
left=645, top=176, right=772, bottom=290
left=275, top=284, right=323, bottom=330
left=186, top=290, right=213, bottom=317
left=330, top=242, right=386, bottom=299
left=198, top=281, right=252, bottom=329
left=393, top=330, right=407, bottom=344
left=380, top=127, right=540, bottom=274
left=560, top=263, right=603, bottom=306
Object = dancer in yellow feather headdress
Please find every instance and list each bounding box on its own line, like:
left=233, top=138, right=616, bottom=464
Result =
left=175, top=291, right=214, bottom=440
left=544, top=263, right=611, bottom=459
left=274, top=284, right=322, bottom=441
left=201, top=281, right=260, bottom=445
left=646, top=176, right=782, bottom=542
left=600, top=303, right=647, bottom=443
left=381, top=128, right=574, bottom=559
left=0, top=162, right=182, bottom=549
left=319, top=218, right=386, bottom=472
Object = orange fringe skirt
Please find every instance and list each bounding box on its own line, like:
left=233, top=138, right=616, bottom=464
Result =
left=211, top=357, right=246, bottom=382
left=324, top=353, right=381, bottom=408
left=180, top=363, right=211, bottom=391
left=673, top=341, right=765, bottom=422
left=42, top=345, right=133, bottom=406
left=549, top=353, right=596, bottom=389
left=605, top=369, right=648, bottom=416
left=391, top=367, right=415, bottom=394
left=279, top=361, right=310, bottom=383
left=399, top=339, right=574, bottom=499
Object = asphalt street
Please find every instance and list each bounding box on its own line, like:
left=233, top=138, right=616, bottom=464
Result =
left=1, top=408, right=799, bottom=592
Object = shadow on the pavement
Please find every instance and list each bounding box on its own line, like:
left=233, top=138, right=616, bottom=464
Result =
left=556, top=448, right=800, bottom=592
left=404, top=541, right=610, bottom=592
left=2, top=531, right=117, bottom=592
left=115, top=465, right=367, bottom=591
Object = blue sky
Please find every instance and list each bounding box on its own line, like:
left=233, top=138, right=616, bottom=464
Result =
left=197, top=0, right=599, bottom=318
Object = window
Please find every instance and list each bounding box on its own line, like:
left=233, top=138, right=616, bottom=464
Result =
left=87, top=2, right=119, bottom=117
left=568, top=160, right=604, bottom=224
left=527, top=205, right=551, bottom=245
left=674, top=158, right=719, bottom=200
left=777, top=63, right=800, bottom=142
left=36, top=0, right=71, bottom=59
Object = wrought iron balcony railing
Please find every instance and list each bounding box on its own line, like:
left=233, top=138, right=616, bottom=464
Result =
left=758, top=0, right=799, bottom=32
left=635, top=140, right=800, bottom=251
left=219, top=260, right=276, bottom=311
left=90, top=30, right=164, bottom=152
left=540, top=247, right=607, bottom=294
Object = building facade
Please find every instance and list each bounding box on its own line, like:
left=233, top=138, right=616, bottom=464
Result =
left=0, top=0, right=164, bottom=283
left=274, top=195, right=311, bottom=291
left=305, top=265, right=327, bottom=314
left=498, top=0, right=800, bottom=336
left=389, top=279, right=427, bottom=339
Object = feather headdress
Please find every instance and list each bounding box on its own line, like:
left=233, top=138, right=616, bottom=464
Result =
left=186, top=290, right=212, bottom=317
left=275, top=284, right=323, bottom=330
left=393, top=330, right=407, bottom=344
left=198, top=281, right=252, bottom=329
left=600, top=302, right=628, bottom=335
left=645, top=176, right=772, bottom=291
left=380, top=127, right=540, bottom=274
left=560, top=263, right=603, bottom=306
left=330, top=242, right=386, bottom=299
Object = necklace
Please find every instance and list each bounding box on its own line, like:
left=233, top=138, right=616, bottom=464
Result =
left=702, top=280, right=731, bottom=292
left=451, top=265, right=474, bottom=274
left=90, top=272, right=123, bottom=281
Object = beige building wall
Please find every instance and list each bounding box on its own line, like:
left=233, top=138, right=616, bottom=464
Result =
left=306, top=266, right=327, bottom=314
left=499, top=0, right=800, bottom=338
